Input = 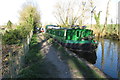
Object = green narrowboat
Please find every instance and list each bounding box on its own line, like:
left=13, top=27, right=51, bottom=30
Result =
left=46, top=25, right=98, bottom=52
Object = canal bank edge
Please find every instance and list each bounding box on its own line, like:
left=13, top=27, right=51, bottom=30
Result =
left=52, top=40, right=109, bottom=78
left=64, top=47, right=111, bottom=78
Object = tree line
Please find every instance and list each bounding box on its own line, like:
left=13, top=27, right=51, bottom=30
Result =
left=2, top=3, right=41, bottom=45
left=54, top=0, right=119, bottom=39
left=2, top=0, right=119, bottom=44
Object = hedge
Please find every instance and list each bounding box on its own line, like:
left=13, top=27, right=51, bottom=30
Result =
left=3, top=27, right=31, bottom=45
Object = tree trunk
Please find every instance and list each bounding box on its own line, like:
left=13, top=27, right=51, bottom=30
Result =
left=102, top=0, right=111, bottom=36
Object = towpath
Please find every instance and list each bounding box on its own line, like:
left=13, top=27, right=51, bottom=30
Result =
left=20, top=33, right=107, bottom=79
left=36, top=33, right=107, bottom=78
left=37, top=33, right=72, bottom=78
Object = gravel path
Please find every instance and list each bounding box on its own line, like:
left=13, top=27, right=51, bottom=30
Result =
left=37, top=33, right=72, bottom=78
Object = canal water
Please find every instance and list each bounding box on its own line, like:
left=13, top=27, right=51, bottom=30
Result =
left=76, top=39, right=120, bottom=78
left=94, top=39, right=120, bottom=78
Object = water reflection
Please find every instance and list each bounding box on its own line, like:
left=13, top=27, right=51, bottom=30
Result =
left=94, top=39, right=120, bottom=78
left=117, top=42, right=120, bottom=79
left=74, top=51, right=97, bottom=64
left=71, top=39, right=120, bottom=78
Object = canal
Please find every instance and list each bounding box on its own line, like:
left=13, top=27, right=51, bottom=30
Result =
left=94, top=39, right=120, bottom=78
left=75, top=39, right=120, bottom=78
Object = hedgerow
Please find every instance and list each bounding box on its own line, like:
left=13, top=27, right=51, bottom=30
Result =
left=2, top=26, right=31, bottom=45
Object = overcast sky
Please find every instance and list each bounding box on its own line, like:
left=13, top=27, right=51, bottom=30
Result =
left=0, top=0, right=119, bottom=25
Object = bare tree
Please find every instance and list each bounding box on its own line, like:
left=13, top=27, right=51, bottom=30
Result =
left=102, top=0, right=111, bottom=34
left=89, top=0, right=104, bottom=37
left=94, top=11, right=101, bottom=28
left=93, top=11, right=102, bottom=37
left=54, top=0, right=90, bottom=27
left=54, top=0, right=75, bottom=27
left=89, top=0, right=95, bottom=28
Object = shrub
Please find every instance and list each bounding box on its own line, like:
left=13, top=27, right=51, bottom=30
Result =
left=3, top=29, right=20, bottom=45
left=3, top=26, right=31, bottom=45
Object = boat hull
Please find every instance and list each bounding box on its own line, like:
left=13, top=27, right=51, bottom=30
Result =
left=59, top=41, right=98, bottom=52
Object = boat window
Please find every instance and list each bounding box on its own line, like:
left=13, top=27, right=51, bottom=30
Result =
left=77, top=31, right=79, bottom=37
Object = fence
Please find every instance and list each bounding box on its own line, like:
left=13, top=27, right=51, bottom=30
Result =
left=2, top=30, right=33, bottom=78
left=0, top=34, right=2, bottom=79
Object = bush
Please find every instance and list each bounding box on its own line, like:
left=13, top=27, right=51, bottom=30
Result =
left=29, top=34, right=37, bottom=47
left=3, top=26, right=31, bottom=45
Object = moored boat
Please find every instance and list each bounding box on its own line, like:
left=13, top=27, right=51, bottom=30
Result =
left=46, top=25, right=98, bottom=52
